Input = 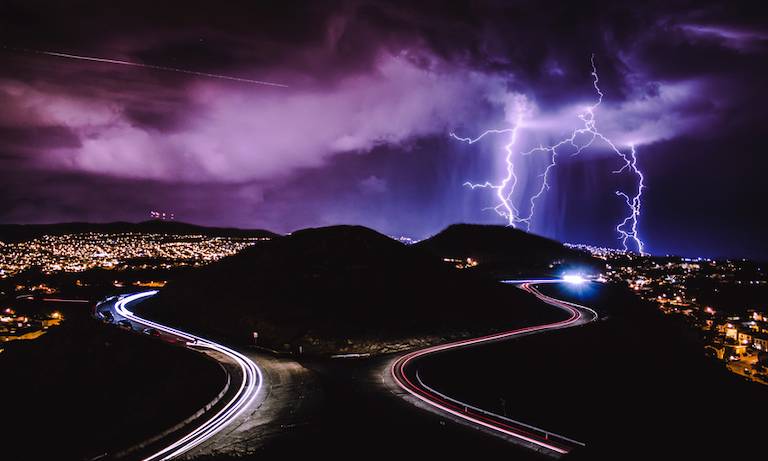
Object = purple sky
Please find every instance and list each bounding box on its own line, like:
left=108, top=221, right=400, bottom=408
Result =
left=1, top=1, right=766, bottom=259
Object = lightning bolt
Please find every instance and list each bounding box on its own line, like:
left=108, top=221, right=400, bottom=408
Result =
left=452, top=54, right=646, bottom=253
left=614, top=145, right=645, bottom=253
left=450, top=122, right=522, bottom=226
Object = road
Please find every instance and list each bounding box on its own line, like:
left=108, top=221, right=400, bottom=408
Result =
left=96, top=291, right=265, bottom=461
left=390, top=279, right=599, bottom=457
left=726, top=354, right=768, bottom=386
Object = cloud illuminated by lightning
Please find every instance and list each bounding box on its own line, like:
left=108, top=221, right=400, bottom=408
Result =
left=452, top=54, right=646, bottom=253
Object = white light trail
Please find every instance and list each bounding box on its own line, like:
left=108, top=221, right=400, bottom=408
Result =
left=113, top=291, right=264, bottom=460
left=6, top=47, right=288, bottom=88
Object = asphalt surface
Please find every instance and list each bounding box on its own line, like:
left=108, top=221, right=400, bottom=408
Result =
left=97, top=292, right=267, bottom=460
left=387, top=280, right=598, bottom=457
left=178, top=351, right=320, bottom=459
left=94, top=280, right=600, bottom=460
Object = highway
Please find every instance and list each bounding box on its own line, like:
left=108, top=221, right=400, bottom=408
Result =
left=96, top=291, right=264, bottom=461
left=390, top=279, right=599, bottom=456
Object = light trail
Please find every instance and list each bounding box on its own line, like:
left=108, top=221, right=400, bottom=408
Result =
left=4, top=47, right=288, bottom=88
left=391, top=280, right=598, bottom=456
left=41, top=298, right=90, bottom=303
left=109, top=291, right=264, bottom=461
left=452, top=55, right=646, bottom=253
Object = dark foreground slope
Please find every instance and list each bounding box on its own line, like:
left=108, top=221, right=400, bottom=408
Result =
left=416, top=224, right=598, bottom=277
left=0, top=304, right=224, bottom=460
left=140, top=225, right=563, bottom=354
left=0, top=219, right=276, bottom=242
left=419, top=281, right=768, bottom=460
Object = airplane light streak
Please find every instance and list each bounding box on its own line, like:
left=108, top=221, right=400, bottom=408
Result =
left=4, top=47, right=288, bottom=88
left=452, top=54, right=646, bottom=253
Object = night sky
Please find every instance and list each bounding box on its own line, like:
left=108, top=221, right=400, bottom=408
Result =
left=1, top=1, right=766, bottom=259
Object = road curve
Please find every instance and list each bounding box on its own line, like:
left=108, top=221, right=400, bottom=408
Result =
left=101, top=291, right=264, bottom=461
left=390, top=280, right=598, bottom=456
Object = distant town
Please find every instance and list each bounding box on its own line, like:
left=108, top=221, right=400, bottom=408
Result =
left=2, top=229, right=766, bottom=388
left=0, top=232, right=269, bottom=276
left=0, top=306, right=62, bottom=352
left=570, top=243, right=768, bottom=385
left=0, top=229, right=272, bottom=351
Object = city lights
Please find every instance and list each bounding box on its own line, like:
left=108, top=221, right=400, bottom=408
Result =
left=0, top=232, right=270, bottom=276
left=572, top=242, right=768, bottom=385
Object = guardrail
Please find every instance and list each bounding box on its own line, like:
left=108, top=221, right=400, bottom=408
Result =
left=112, top=360, right=231, bottom=459
left=414, top=370, right=585, bottom=448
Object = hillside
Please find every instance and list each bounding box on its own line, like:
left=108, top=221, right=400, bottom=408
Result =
left=0, top=303, right=225, bottom=460
left=416, top=224, right=599, bottom=277
left=420, top=281, right=768, bottom=460
left=0, top=220, right=277, bottom=242
left=138, top=225, right=564, bottom=354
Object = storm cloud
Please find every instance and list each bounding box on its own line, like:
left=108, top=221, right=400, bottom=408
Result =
left=0, top=0, right=766, bottom=258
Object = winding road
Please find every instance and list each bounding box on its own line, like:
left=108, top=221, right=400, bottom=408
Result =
left=98, top=291, right=265, bottom=461
left=390, top=279, right=599, bottom=456
left=99, top=279, right=598, bottom=459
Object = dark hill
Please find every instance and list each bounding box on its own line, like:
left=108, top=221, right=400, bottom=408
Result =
left=0, top=220, right=277, bottom=242
left=139, top=225, right=562, bottom=354
left=416, top=224, right=598, bottom=277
